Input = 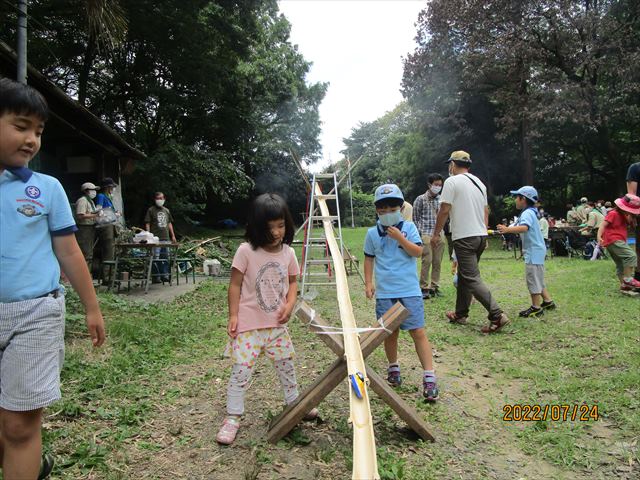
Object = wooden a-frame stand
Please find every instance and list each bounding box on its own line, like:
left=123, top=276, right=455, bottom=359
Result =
left=267, top=301, right=435, bottom=444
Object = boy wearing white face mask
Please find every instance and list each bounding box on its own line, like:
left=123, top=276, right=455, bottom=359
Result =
left=144, top=192, right=177, bottom=282
left=76, top=182, right=100, bottom=272
left=364, top=184, right=439, bottom=401
left=412, top=173, right=445, bottom=299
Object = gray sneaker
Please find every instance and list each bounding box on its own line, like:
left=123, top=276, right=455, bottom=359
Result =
left=387, top=368, right=402, bottom=387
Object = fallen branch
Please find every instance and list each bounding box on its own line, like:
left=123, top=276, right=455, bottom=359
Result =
left=183, top=237, right=221, bottom=254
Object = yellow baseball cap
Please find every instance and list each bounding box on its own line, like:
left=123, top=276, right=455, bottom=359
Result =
left=445, top=150, right=472, bottom=163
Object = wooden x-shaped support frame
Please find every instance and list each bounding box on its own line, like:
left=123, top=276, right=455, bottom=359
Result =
left=267, top=301, right=435, bottom=443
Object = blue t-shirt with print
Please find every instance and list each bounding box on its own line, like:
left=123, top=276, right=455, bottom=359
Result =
left=0, top=167, right=77, bottom=302
left=516, top=207, right=546, bottom=265
left=364, top=221, right=422, bottom=299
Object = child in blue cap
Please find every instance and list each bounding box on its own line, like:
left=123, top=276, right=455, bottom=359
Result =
left=364, top=184, right=439, bottom=401
left=497, top=186, right=556, bottom=317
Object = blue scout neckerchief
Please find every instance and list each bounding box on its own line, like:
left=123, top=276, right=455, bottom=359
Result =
left=376, top=220, right=404, bottom=237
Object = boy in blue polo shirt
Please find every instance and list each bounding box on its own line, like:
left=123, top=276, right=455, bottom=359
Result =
left=364, top=184, right=439, bottom=401
left=497, top=186, right=557, bottom=317
left=0, top=78, right=105, bottom=479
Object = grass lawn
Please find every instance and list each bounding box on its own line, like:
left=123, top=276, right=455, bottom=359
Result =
left=35, top=228, right=639, bottom=479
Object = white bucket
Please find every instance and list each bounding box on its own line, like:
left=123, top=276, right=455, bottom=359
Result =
left=203, top=259, right=221, bottom=276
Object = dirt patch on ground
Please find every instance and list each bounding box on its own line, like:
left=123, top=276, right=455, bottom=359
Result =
left=107, top=320, right=628, bottom=480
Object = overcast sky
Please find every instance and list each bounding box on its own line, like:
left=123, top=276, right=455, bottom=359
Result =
left=278, top=0, right=426, bottom=171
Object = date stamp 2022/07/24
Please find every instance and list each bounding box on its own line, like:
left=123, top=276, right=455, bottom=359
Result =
left=503, top=404, right=599, bottom=422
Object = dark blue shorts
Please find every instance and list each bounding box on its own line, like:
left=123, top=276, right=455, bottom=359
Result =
left=375, top=296, right=425, bottom=330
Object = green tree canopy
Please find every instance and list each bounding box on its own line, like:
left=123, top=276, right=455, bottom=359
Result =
left=341, top=0, right=640, bottom=219
left=0, top=0, right=326, bottom=224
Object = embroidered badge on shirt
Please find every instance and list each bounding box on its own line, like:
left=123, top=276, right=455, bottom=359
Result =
left=25, top=185, right=41, bottom=199
left=17, top=204, right=41, bottom=217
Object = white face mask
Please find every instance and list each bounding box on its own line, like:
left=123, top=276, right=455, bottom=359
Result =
left=88, top=190, right=97, bottom=199
left=429, top=185, right=442, bottom=195
left=378, top=210, right=403, bottom=227
left=155, top=199, right=165, bottom=207
left=448, top=165, right=455, bottom=177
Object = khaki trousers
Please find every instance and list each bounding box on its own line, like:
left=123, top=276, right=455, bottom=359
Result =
left=453, top=236, right=502, bottom=319
left=75, top=225, right=95, bottom=272
left=420, top=232, right=445, bottom=289
left=97, top=224, right=116, bottom=282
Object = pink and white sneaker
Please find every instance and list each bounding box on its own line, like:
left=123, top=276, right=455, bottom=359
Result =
left=216, top=416, right=240, bottom=445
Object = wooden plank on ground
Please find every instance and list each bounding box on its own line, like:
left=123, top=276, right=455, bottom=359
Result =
left=365, top=367, right=435, bottom=442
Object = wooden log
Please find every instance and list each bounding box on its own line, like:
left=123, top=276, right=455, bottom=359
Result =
left=266, top=301, right=407, bottom=444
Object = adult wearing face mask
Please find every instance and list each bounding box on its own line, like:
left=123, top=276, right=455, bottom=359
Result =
left=144, top=192, right=177, bottom=283
left=95, top=177, right=119, bottom=284
left=413, top=173, right=445, bottom=299
left=75, top=182, right=100, bottom=272
left=431, top=151, right=509, bottom=334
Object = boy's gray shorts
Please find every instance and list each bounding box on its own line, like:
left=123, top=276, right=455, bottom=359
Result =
left=0, top=293, right=65, bottom=411
left=525, top=264, right=546, bottom=294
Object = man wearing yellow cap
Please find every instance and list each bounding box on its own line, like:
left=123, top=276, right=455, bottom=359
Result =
left=431, top=151, right=509, bottom=334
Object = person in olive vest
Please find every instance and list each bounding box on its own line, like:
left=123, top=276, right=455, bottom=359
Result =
left=75, top=182, right=100, bottom=273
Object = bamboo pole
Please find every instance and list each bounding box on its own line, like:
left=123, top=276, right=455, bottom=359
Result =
left=315, top=183, right=379, bottom=480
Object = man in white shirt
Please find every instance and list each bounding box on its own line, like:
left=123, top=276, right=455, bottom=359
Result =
left=431, top=150, right=509, bottom=334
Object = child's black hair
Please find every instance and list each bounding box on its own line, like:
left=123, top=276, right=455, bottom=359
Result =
left=374, top=197, right=404, bottom=209
left=518, top=195, right=535, bottom=207
left=0, top=78, right=49, bottom=121
left=245, top=193, right=295, bottom=249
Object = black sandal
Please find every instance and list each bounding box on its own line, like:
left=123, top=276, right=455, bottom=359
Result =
left=38, top=453, right=54, bottom=480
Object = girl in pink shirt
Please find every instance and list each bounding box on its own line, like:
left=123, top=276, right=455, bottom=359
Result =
left=216, top=193, right=317, bottom=445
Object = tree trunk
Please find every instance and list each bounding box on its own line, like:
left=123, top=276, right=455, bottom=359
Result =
left=78, top=34, right=97, bottom=106
left=521, top=116, right=533, bottom=185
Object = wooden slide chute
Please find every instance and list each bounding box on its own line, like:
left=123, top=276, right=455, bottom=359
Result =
left=314, top=182, right=379, bottom=480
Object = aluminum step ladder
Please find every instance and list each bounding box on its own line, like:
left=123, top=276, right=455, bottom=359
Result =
left=301, top=173, right=344, bottom=296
